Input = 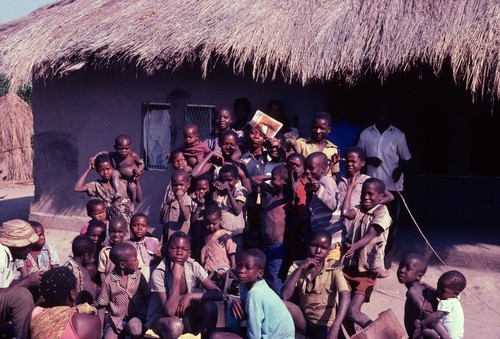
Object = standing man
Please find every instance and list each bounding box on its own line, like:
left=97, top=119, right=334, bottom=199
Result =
left=357, top=104, right=411, bottom=271
left=0, top=219, right=42, bottom=337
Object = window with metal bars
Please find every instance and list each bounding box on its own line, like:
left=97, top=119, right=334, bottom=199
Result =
left=184, top=104, right=215, bottom=140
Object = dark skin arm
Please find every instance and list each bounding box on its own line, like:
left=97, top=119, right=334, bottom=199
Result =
left=130, top=151, right=145, bottom=177
left=341, top=173, right=361, bottom=220
left=191, top=151, right=223, bottom=177
left=281, top=257, right=319, bottom=300
left=251, top=174, right=273, bottom=194
left=175, top=191, right=191, bottom=222
left=328, top=290, right=350, bottom=339
left=74, top=158, right=94, bottom=192
left=344, top=224, right=382, bottom=258
left=392, top=159, right=410, bottom=183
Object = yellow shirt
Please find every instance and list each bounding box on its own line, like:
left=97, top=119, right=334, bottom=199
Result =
left=286, top=260, right=349, bottom=326
left=295, top=138, right=340, bottom=175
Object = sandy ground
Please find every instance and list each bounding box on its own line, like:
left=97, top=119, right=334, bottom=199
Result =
left=1, top=182, right=499, bottom=338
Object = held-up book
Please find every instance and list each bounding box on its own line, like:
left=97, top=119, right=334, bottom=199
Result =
left=247, top=110, right=283, bottom=138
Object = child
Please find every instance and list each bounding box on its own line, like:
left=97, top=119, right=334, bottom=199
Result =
left=190, top=174, right=212, bottom=261
left=80, top=199, right=108, bottom=235
left=85, top=220, right=107, bottom=264
left=74, top=154, right=132, bottom=221
left=147, top=231, right=223, bottom=339
left=168, top=149, right=192, bottom=174
left=200, top=204, right=237, bottom=275
left=282, top=230, right=350, bottom=339
left=63, top=235, right=98, bottom=300
left=223, top=249, right=295, bottom=339
left=97, top=243, right=150, bottom=339
left=109, top=134, right=145, bottom=203
left=212, top=164, right=248, bottom=254
left=416, top=270, right=466, bottom=339
left=160, top=169, right=194, bottom=243
left=342, top=178, right=392, bottom=335
left=24, top=267, right=100, bottom=339
left=128, top=213, right=161, bottom=282
left=397, top=253, right=449, bottom=339
left=180, top=124, right=211, bottom=167
left=98, top=216, right=128, bottom=282
left=291, top=112, right=340, bottom=178
left=15, top=221, right=59, bottom=278
left=205, top=106, right=244, bottom=156
left=304, top=152, right=342, bottom=260
left=252, top=165, right=291, bottom=294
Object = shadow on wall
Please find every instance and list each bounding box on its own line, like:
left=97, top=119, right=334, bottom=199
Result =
left=0, top=196, right=32, bottom=222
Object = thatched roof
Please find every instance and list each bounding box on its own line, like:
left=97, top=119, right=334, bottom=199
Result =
left=1, top=0, right=500, bottom=99
left=0, top=93, right=33, bottom=181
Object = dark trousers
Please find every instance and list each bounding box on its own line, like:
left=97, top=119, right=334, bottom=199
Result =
left=384, top=190, right=401, bottom=268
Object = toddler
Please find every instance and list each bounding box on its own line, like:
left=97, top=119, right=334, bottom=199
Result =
left=15, top=221, right=59, bottom=278
left=98, top=216, right=128, bottom=282
left=200, top=204, right=237, bottom=275
left=80, top=199, right=108, bottom=235
left=98, top=243, right=150, bottom=338
left=128, top=213, right=161, bottom=282
left=180, top=124, right=211, bottom=167
left=63, top=235, right=98, bottom=300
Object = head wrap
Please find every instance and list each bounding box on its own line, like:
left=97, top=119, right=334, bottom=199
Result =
left=0, top=219, right=39, bottom=247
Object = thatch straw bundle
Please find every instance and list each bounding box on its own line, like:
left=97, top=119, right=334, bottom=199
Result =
left=0, top=0, right=500, bottom=99
left=0, top=93, right=33, bottom=181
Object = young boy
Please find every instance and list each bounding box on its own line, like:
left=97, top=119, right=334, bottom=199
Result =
left=160, top=169, right=194, bottom=243
left=291, top=112, right=340, bottom=177
left=190, top=174, right=212, bottom=261
left=304, top=152, right=342, bottom=260
left=85, top=220, right=107, bottom=264
left=180, top=124, right=211, bottom=167
left=223, top=249, right=295, bottom=339
left=80, top=199, right=108, bottom=235
left=252, top=165, right=291, bottom=294
left=397, top=253, right=449, bottom=339
left=63, top=235, right=98, bottom=300
left=212, top=164, right=248, bottom=254
left=97, top=243, right=150, bottom=339
left=282, top=230, right=350, bottom=339
left=416, top=270, right=466, bottom=339
left=98, top=216, right=128, bottom=282
left=147, top=231, right=223, bottom=339
left=128, top=213, right=161, bottom=282
left=342, top=178, right=392, bottom=335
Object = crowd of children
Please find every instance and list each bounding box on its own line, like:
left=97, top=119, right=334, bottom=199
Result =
left=0, top=100, right=466, bottom=339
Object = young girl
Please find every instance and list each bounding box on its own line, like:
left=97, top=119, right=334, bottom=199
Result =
left=74, top=154, right=132, bottom=222
left=128, top=213, right=161, bottom=281
left=180, top=124, right=211, bottom=167
left=15, top=221, right=59, bottom=278
left=205, top=106, right=244, bottom=155
left=200, top=204, right=237, bottom=275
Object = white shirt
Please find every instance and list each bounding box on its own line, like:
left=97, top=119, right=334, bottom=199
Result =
left=358, top=124, right=411, bottom=191
left=0, top=244, right=15, bottom=288
left=438, top=297, right=464, bottom=339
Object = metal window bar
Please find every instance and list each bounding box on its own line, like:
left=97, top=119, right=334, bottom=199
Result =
left=143, top=103, right=171, bottom=171
left=184, top=104, right=215, bottom=139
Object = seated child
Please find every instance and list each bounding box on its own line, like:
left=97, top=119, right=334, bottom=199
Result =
left=160, top=169, right=194, bottom=243
left=190, top=174, right=212, bottom=261
left=24, top=267, right=100, bottom=339
left=397, top=253, right=449, bottom=339
left=147, top=231, right=223, bottom=338
left=221, top=249, right=295, bottom=339
left=128, top=213, right=161, bottom=282
left=97, top=243, right=150, bottom=339
left=252, top=165, right=291, bottom=294
left=180, top=124, right=211, bottom=167
left=416, top=270, right=466, bottom=339
left=80, top=199, right=108, bottom=235
left=63, top=235, right=98, bottom=301
left=98, top=216, right=128, bottom=282
left=200, top=204, right=237, bottom=275
left=342, top=178, right=392, bottom=335
left=282, top=230, right=350, bottom=339
left=212, top=164, right=248, bottom=254
left=15, top=221, right=59, bottom=278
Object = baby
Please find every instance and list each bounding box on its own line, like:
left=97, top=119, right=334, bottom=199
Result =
left=180, top=124, right=211, bottom=167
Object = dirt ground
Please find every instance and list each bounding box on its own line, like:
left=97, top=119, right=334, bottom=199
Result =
left=1, top=182, right=499, bottom=338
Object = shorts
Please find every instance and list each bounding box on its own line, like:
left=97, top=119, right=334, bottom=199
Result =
left=343, top=266, right=377, bottom=302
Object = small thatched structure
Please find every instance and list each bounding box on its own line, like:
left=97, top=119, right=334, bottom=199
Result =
left=0, top=0, right=500, bottom=99
left=0, top=93, right=33, bottom=181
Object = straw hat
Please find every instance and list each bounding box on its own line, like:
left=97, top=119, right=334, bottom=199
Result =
left=0, top=219, right=39, bottom=247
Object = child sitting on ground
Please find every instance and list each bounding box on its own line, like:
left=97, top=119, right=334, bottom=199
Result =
left=180, top=124, right=211, bottom=167
left=282, top=230, right=350, bottom=339
left=98, top=216, right=128, bottom=282
left=200, top=204, right=237, bottom=279
left=128, top=213, right=161, bottom=282
left=252, top=165, right=291, bottom=294
left=15, top=221, right=59, bottom=278
left=415, top=270, right=466, bottom=339
left=220, top=249, right=295, bottom=339
left=97, top=243, right=150, bottom=339
left=397, top=253, right=449, bottom=339
left=160, top=169, right=194, bottom=243
left=212, top=164, right=248, bottom=255
left=147, top=231, right=223, bottom=339
left=63, top=235, right=98, bottom=301
left=80, top=199, right=108, bottom=235
left=342, top=178, right=392, bottom=335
